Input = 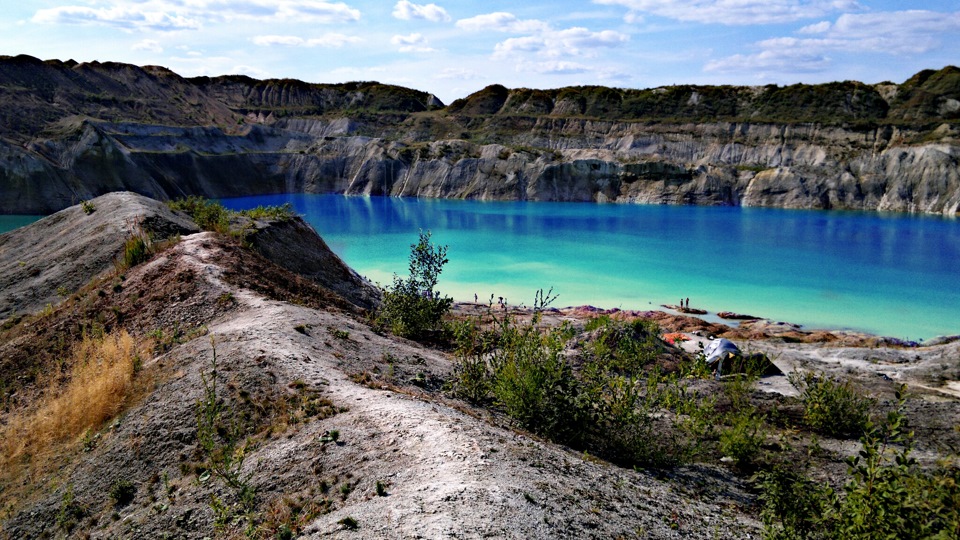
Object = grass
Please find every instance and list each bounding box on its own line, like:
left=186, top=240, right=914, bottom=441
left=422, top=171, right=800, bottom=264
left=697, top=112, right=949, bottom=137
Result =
left=0, top=330, right=153, bottom=507
left=166, top=196, right=296, bottom=236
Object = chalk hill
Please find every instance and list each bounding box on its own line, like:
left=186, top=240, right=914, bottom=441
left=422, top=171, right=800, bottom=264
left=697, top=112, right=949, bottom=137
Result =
left=0, top=55, right=958, bottom=214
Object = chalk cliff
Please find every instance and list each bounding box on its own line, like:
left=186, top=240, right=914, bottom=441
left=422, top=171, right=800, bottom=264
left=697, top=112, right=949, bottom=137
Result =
left=1, top=55, right=957, bottom=215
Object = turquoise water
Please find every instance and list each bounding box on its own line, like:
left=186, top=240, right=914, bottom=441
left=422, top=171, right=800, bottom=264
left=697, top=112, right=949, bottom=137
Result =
left=220, top=194, right=960, bottom=341
left=0, top=215, right=42, bottom=233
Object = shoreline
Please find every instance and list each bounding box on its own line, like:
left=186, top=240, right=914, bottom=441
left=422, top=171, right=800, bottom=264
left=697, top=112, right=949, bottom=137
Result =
left=453, top=300, right=960, bottom=348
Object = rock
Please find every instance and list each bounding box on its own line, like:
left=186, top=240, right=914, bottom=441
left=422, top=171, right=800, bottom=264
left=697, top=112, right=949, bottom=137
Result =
left=717, top=311, right=760, bottom=320
left=0, top=58, right=958, bottom=215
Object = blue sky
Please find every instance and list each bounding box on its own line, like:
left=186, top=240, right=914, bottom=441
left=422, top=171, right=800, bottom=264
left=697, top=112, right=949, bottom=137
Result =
left=1, top=1, right=958, bottom=103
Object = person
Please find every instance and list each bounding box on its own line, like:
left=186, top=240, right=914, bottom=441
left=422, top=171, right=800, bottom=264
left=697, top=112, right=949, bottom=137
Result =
left=474, top=293, right=478, bottom=303
left=685, top=297, right=689, bottom=309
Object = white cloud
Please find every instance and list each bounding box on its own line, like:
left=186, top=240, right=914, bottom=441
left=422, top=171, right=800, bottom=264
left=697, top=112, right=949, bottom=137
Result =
left=519, top=60, right=590, bottom=75
left=705, top=47, right=830, bottom=74
left=32, top=5, right=202, bottom=31
left=166, top=54, right=271, bottom=79
left=435, top=68, right=482, bottom=80
left=392, top=1, right=450, bottom=23
left=253, top=34, right=362, bottom=47
left=705, top=10, right=960, bottom=75
left=455, top=12, right=549, bottom=33
left=132, top=39, right=164, bottom=52
left=391, top=33, right=435, bottom=53
left=798, top=20, right=831, bottom=34
left=826, top=10, right=960, bottom=51
left=494, top=27, right=628, bottom=59
left=593, top=0, right=861, bottom=25
left=555, top=27, right=629, bottom=50
left=228, top=64, right=271, bottom=79
left=271, top=1, right=361, bottom=23
left=31, top=1, right=361, bottom=32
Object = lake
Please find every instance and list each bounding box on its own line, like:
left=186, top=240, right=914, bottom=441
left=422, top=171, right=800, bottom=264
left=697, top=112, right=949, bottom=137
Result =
left=3, top=196, right=956, bottom=340
left=219, top=194, right=960, bottom=341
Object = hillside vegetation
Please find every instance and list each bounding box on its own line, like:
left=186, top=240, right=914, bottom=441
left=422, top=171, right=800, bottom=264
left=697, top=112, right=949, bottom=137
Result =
left=0, top=193, right=957, bottom=538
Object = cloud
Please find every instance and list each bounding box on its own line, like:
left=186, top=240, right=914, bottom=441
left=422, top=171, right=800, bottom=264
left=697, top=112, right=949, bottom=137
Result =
left=825, top=10, right=960, bottom=52
left=705, top=10, right=960, bottom=75
left=392, top=1, right=450, bottom=23
left=798, top=20, right=831, bottom=34
left=391, top=33, right=435, bottom=53
left=455, top=12, right=549, bottom=33
left=32, top=5, right=202, bottom=31
left=435, top=68, right=482, bottom=80
left=519, top=60, right=590, bottom=75
left=253, top=34, right=362, bottom=47
left=494, top=27, right=628, bottom=59
left=132, top=39, right=164, bottom=52
left=166, top=54, right=271, bottom=79
left=271, top=1, right=361, bottom=23
left=704, top=47, right=830, bottom=74
left=31, top=1, right=361, bottom=32
left=593, top=0, right=861, bottom=25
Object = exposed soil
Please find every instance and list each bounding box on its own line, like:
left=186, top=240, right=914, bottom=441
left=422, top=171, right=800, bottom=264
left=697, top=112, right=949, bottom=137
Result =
left=1, top=194, right=958, bottom=539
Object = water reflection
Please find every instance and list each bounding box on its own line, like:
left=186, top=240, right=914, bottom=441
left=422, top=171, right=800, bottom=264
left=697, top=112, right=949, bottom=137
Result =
left=222, top=194, right=960, bottom=339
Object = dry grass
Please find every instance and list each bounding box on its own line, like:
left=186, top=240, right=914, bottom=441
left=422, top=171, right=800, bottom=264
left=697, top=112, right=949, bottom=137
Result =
left=0, top=330, right=153, bottom=508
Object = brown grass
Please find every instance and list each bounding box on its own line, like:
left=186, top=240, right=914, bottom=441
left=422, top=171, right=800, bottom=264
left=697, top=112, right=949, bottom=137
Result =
left=0, top=330, right=153, bottom=508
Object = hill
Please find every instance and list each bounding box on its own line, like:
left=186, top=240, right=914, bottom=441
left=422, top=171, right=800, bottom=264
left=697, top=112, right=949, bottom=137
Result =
left=1, top=193, right=958, bottom=538
left=0, top=56, right=957, bottom=215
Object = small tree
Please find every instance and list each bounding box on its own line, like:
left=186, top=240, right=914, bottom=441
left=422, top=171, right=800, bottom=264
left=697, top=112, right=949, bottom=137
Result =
left=378, top=230, right=453, bottom=339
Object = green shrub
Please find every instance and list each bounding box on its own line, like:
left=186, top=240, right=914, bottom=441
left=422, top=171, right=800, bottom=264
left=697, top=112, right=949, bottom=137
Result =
left=122, top=234, right=151, bottom=268
left=195, top=337, right=257, bottom=529
left=80, top=200, right=96, bottom=214
left=109, top=478, right=136, bottom=507
left=167, top=196, right=231, bottom=232
left=451, top=306, right=709, bottom=468
left=719, top=411, right=766, bottom=467
left=790, top=371, right=872, bottom=437
left=450, top=318, right=494, bottom=403
left=376, top=230, right=453, bottom=339
left=584, top=316, right=662, bottom=374
left=239, top=203, right=296, bottom=221
left=490, top=322, right=583, bottom=444
left=760, top=385, right=960, bottom=539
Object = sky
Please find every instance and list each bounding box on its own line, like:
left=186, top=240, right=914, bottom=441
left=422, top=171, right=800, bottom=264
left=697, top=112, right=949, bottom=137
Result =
left=1, top=1, right=958, bottom=104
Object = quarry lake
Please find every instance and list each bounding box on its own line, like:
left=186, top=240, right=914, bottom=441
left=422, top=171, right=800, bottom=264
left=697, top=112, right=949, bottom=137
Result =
left=218, top=194, right=960, bottom=342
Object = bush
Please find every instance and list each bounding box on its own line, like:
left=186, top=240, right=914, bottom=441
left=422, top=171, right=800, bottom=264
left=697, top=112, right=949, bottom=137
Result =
left=377, top=230, right=453, bottom=339
left=490, top=322, right=583, bottom=444
left=719, top=411, right=766, bottom=468
left=452, top=308, right=709, bottom=468
left=109, top=478, right=136, bottom=507
left=122, top=234, right=151, bottom=268
left=760, top=385, right=960, bottom=539
left=167, top=196, right=231, bottom=232
left=450, top=319, right=494, bottom=403
left=789, top=371, right=872, bottom=437
left=240, top=203, right=296, bottom=221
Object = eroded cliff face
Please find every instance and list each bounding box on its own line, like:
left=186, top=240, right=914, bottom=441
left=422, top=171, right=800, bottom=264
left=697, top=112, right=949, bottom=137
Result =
left=5, top=117, right=956, bottom=215
left=0, top=56, right=957, bottom=215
